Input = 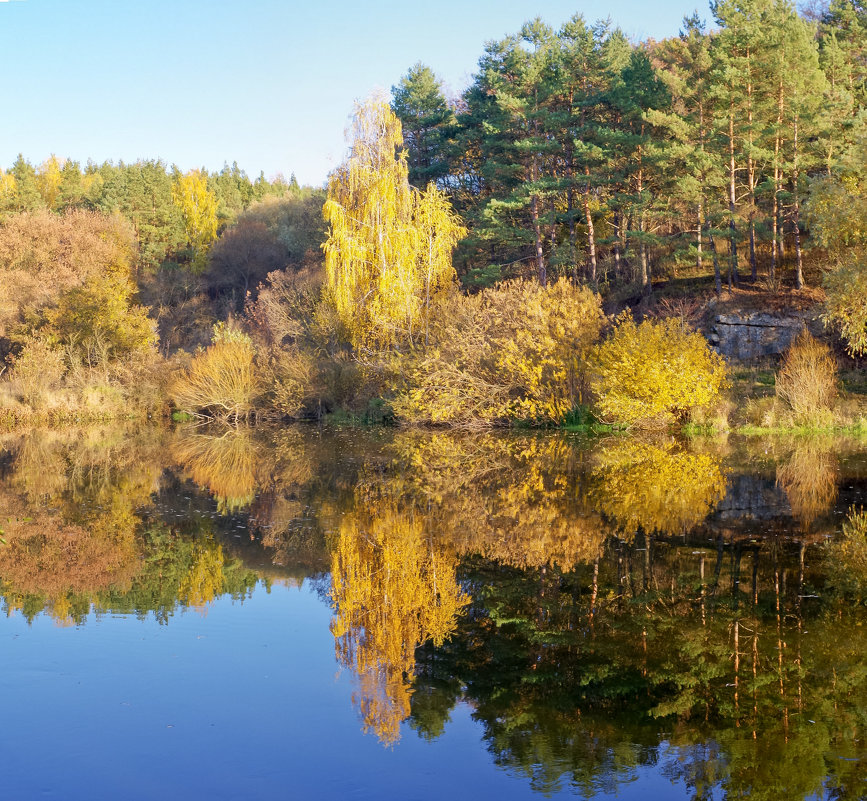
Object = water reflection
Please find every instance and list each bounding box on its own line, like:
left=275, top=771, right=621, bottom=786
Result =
left=172, top=427, right=259, bottom=513
left=775, top=436, right=840, bottom=528
left=0, top=424, right=866, bottom=797
left=330, top=488, right=468, bottom=745
left=588, top=437, right=728, bottom=536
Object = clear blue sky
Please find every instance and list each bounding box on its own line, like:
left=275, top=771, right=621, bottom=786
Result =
left=0, top=0, right=710, bottom=187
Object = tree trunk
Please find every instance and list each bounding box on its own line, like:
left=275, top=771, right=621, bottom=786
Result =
left=747, top=50, right=757, bottom=282
left=567, top=145, right=577, bottom=284
left=531, top=191, right=546, bottom=287
left=728, top=104, right=739, bottom=286
left=613, top=210, right=622, bottom=276
left=708, top=222, right=721, bottom=296
left=583, top=172, right=597, bottom=284
left=793, top=114, right=803, bottom=290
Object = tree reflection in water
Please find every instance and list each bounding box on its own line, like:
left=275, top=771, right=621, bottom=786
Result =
left=775, top=436, right=840, bottom=529
left=0, top=425, right=866, bottom=797
left=172, top=426, right=259, bottom=514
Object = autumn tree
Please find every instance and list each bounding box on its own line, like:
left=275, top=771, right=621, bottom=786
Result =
left=323, top=97, right=465, bottom=350
left=589, top=315, right=727, bottom=426
left=172, top=169, right=218, bottom=272
left=807, top=120, right=867, bottom=353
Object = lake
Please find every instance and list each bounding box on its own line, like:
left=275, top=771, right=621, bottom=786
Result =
left=1, top=425, right=866, bottom=800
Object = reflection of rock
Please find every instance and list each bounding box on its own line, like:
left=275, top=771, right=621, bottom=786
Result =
left=709, top=313, right=808, bottom=360
left=714, top=474, right=791, bottom=521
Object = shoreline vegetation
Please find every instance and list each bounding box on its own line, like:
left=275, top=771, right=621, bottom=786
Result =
left=1, top=4, right=866, bottom=435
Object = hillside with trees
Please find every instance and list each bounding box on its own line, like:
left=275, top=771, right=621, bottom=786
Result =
left=0, top=0, right=865, bottom=430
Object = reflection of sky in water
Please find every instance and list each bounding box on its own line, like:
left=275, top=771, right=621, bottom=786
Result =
left=0, top=583, right=694, bottom=801
left=1, top=426, right=867, bottom=799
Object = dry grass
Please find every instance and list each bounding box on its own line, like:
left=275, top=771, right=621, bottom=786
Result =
left=775, top=330, right=838, bottom=427
left=171, top=329, right=262, bottom=420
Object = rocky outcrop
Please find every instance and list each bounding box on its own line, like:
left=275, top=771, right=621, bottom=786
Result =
left=708, top=312, right=809, bottom=360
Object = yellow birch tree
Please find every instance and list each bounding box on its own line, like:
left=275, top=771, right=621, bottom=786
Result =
left=172, top=169, right=218, bottom=272
left=37, top=155, right=63, bottom=210
left=323, top=97, right=465, bottom=350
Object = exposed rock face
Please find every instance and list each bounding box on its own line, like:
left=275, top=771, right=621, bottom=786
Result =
left=708, top=312, right=809, bottom=360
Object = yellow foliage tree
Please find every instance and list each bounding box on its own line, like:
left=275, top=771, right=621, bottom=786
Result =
left=394, top=279, right=604, bottom=425
left=323, top=98, right=465, bottom=350
left=37, top=155, right=63, bottom=210
left=395, top=431, right=610, bottom=569
left=172, top=169, right=218, bottom=272
left=0, top=169, right=15, bottom=204
left=589, top=316, right=727, bottom=426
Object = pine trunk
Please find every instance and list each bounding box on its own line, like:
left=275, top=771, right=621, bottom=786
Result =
left=728, top=104, right=739, bottom=286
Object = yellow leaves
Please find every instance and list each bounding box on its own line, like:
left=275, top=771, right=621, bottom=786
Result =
left=47, top=271, right=158, bottom=361
left=0, top=168, right=17, bottom=202
left=393, top=278, right=604, bottom=426
left=394, top=431, right=609, bottom=569
left=178, top=536, right=225, bottom=608
left=36, top=155, right=63, bottom=210
left=172, top=169, right=218, bottom=272
left=329, top=491, right=469, bottom=745
left=323, top=98, right=465, bottom=350
left=822, top=253, right=867, bottom=356
left=589, top=316, right=727, bottom=426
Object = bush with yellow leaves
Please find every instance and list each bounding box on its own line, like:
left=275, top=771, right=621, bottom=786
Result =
left=589, top=315, right=727, bottom=427
left=171, top=323, right=262, bottom=420
left=393, top=278, right=604, bottom=426
left=775, top=329, right=838, bottom=427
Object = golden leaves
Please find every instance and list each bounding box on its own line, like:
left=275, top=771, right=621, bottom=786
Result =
left=323, top=98, right=465, bottom=350
left=588, top=439, right=728, bottom=536
left=393, top=278, right=604, bottom=426
left=329, top=491, right=469, bottom=745
left=172, top=169, right=218, bottom=272
left=589, top=316, right=727, bottom=426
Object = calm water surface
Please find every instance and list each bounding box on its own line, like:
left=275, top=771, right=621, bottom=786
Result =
left=1, top=425, right=866, bottom=800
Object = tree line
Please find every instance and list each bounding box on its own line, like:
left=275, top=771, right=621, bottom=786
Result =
left=391, top=0, right=867, bottom=295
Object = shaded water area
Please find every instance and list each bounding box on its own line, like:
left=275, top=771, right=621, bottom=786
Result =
left=2, top=425, right=867, bottom=800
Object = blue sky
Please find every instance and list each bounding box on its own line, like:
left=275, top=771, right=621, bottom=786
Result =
left=1, top=0, right=710, bottom=187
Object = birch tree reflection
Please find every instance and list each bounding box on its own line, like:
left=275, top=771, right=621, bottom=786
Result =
left=329, top=490, right=468, bottom=745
